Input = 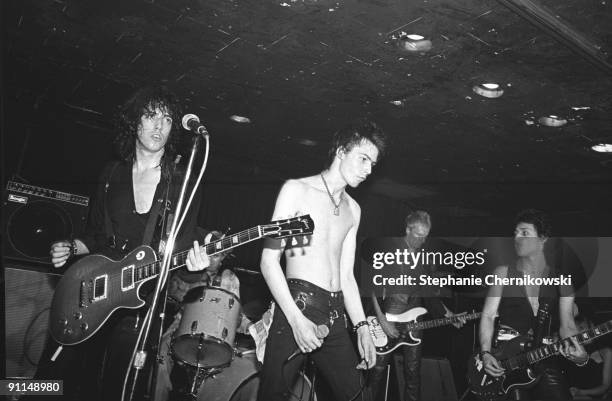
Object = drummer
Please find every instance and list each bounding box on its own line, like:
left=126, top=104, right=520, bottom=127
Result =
left=168, top=229, right=240, bottom=304
left=154, top=229, right=251, bottom=401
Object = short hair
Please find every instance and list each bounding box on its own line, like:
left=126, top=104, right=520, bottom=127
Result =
left=326, top=119, right=388, bottom=167
left=405, top=210, right=431, bottom=229
left=114, top=86, right=181, bottom=178
left=515, top=209, right=552, bottom=238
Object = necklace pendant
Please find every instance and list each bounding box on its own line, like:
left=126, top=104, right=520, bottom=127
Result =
left=333, top=207, right=340, bottom=216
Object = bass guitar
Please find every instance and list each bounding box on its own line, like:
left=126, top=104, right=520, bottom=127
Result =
left=50, top=215, right=314, bottom=345
left=467, top=319, right=612, bottom=401
left=368, top=307, right=481, bottom=355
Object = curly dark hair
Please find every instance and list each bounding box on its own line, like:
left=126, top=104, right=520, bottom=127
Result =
left=515, top=209, right=552, bottom=238
left=114, top=86, right=182, bottom=178
left=405, top=210, right=431, bottom=229
left=326, top=119, right=388, bottom=167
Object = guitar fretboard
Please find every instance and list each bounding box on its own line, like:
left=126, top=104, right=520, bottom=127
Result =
left=501, top=320, right=612, bottom=371
left=132, top=226, right=263, bottom=283
left=402, top=312, right=482, bottom=331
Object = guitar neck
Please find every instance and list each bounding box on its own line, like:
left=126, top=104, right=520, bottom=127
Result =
left=403, top=312, right=482, bottom=331
left=501, top=320, right=612, bottom=371
left=133, top=226, right=264, bottom=283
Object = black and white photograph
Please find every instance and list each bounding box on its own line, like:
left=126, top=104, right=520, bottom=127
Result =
left=2, top=1, right=612, bottom=400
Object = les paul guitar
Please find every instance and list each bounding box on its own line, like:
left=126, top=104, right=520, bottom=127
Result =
left=368, top=307, right=482, bottom=355
left=467, top=319, right=612, bottom=401
left=50, top=215, right=314, bottom=345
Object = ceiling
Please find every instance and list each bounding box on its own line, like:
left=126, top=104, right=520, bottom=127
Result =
left=3, top=0, right=612, bottom=233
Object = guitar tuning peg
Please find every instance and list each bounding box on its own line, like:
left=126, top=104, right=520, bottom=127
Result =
left=291, top=237, right=298, bottom=246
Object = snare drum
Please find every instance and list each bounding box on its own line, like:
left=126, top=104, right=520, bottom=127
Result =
left=172, top=286, right=241, bottom=369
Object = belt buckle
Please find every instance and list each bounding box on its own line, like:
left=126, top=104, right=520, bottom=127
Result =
left=329, top=309, right=339, bottom=324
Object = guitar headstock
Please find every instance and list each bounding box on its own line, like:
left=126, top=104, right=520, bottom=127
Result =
left=262, top=215, right=315, bottom=240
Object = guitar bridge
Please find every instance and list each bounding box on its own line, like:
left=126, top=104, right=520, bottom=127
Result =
left=79, top=281, right=88, bottom=307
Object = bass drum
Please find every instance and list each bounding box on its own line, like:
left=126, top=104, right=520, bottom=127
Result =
left=197, top=351, right=315, bottom=401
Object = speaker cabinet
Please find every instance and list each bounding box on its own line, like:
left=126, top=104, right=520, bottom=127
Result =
left=3, top=181, right=89, bottom=265
left=4, top=264, right=61, bottom=378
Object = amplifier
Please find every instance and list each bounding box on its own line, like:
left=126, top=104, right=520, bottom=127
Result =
left=3, top=181, right=90, bottom=265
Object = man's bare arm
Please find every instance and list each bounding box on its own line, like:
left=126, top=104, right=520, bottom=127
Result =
left=559, top=295, right=579, bottom=338
left=479, top=266, right=506, bottom=377
left=339, top=202, right=376, bottom=368
left=260, top=180, right=322, bottom=352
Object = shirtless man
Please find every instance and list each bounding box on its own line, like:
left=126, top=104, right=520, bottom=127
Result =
left=258, top=120, right=388, bottom=401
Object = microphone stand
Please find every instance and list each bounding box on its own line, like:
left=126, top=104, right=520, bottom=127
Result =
left=124, top=133, right=205, bottom=401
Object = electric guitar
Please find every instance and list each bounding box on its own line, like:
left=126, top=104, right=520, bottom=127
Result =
left=467, top=319, right=612, bottom=401
left=50, top=215, right=314, bottom=345
left=368, top=307, right=481, bottom=355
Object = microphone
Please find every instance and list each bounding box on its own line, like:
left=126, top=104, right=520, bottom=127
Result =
left=181, top=114, right=208, bottom=136
left=286, top=324, right=329, bottom=361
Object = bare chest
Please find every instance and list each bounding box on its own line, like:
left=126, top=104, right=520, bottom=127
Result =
left=299, top=193, right=352, bottom=246
left=132, top=169, right=161, bottom=213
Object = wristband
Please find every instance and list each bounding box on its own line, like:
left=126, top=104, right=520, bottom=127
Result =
left=575, top=357, right=589, bottom=367
left=70, top=239, right=78, bottom=256
left=479, top=350, right=493, bottom=359
left=353, top=320, right=368, bottom=332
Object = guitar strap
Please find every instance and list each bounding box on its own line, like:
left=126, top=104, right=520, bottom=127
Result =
left=142, top=159, right=181, bottom=251
left=533, top=297, right=552, bottom=345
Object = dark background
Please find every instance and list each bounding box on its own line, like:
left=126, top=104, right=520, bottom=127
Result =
left=3, top=0, right=612, bottom=398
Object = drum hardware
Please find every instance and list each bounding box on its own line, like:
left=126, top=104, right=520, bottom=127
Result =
left=172, top=286, right=241, bottom=369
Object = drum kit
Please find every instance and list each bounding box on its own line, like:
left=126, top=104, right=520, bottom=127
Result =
left=166, top=284, right=313, bottom=401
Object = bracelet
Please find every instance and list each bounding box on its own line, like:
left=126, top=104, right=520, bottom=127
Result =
left=353, top=320, right=368, bottom=332
left=479, top=350, right=493, bottom=359
left=575, top=357, right=589, bottom=367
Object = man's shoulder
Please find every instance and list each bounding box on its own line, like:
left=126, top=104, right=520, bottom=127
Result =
left=282, top=176, right=317, bottom=193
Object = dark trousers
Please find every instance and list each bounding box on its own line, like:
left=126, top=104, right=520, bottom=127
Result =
left=30, top=312, right=147, bottom=401
left=509, top=359, right=572, bottom=401
left=368, top=333, right=422, bottom=401
left=258, top=279, right=369, bottom=401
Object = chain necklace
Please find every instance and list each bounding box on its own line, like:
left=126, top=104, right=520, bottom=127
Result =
left=320, top=173, right=342, bottom=216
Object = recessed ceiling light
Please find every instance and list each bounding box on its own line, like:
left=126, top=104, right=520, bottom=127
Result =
left=400, top=34, right=432, bottom=52
left=591, top=144, right=612, bottom=153
left=538, top=115, right=567, bottom=127
left=298, top=139, right=317, bottom=146
left=229, top=115, right=251, bottom=123
left=473, top=83, right=504, bottom=98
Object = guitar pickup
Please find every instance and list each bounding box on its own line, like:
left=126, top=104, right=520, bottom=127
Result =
left=121, top=265, right=135, bottom=291
left=92, top=274, right=108, bottom=302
